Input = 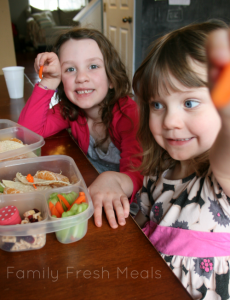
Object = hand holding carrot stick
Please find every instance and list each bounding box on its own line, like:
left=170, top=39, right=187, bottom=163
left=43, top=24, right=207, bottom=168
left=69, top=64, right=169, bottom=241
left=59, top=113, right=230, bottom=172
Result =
left=34, top=52, right=61, bottom=90
left=207, top=29, right=230, bottom=109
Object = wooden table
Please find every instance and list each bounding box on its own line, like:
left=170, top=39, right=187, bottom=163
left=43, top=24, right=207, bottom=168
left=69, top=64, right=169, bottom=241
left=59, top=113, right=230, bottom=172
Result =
left=0, top=75, right=192, bottom=299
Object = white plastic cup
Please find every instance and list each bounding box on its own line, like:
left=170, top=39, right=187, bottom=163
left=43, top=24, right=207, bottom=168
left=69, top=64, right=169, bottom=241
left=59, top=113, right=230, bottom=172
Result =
left=2, top=66, right=25, bottom=99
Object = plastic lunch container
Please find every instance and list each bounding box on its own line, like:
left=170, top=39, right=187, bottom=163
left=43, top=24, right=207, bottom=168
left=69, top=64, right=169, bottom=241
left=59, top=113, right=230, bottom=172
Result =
left=0, top=155, right=94, bottom=251
left=0, top=121, right=45, bottom=161
left=0, top=119, right=19, bottom=130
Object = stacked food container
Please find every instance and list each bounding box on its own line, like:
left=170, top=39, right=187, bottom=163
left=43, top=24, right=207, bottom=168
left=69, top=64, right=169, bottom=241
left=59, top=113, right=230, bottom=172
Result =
left=0, top=120, right=94, bottom=252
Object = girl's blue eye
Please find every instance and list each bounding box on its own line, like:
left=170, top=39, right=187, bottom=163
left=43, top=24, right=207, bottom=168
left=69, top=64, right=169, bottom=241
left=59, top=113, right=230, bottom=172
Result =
left=152, top=102, right=163, bottom=110
left=184, top=100, right=199, bottom=108
left=66, top=67, right=75, bottom=72
left=89, top=65, right=98, bottom=70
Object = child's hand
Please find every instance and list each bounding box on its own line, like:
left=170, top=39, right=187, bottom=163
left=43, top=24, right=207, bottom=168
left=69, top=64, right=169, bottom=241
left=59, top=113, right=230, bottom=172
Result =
left=207, top=29, right=230, bottom=119
left=88, top=171, right=132, bottom=229
left=35, top=52, right=61, bottom=90
left=207, top=29, right=230, bottom=198
left=207, top=29, right=230, bottom=93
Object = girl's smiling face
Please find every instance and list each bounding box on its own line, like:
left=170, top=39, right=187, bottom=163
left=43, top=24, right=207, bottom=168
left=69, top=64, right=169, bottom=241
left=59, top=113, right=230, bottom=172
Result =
left=59, top=38, right=112, bottom=112
left=149, top=60, right=221, bottom=162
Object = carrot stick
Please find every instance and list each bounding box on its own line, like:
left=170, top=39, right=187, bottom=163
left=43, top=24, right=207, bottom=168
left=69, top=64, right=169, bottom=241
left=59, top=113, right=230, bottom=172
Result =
left=51, top=205, right=61, bottom=218
left=49, top=201, right=54, bottom=211
left=57, top=194, right=70, bottom=209
left=211, top=62, right=230, bottom=108
left=75, top=195, right=86, bottom=204
left=67, top=193, right=86, bottom=211
left=33, top=184, right=37, bottom=189
left=26, top=174, right=34, bottom=183
left=55, top=201, right=64, bottom=215
left=39, top=65, right=43, bottom=79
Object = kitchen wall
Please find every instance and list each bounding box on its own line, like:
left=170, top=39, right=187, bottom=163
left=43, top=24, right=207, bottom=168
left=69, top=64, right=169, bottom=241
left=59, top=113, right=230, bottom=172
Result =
left=8, top=0, right=29, bottom=37
left=139, top=0, right=230, bottom=65
left=73, top=0, right=102, bottom=32
left=0, top=0, right=16, bottom=75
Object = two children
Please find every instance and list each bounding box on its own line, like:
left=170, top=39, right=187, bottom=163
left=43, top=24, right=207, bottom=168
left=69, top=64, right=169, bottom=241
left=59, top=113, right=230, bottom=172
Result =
left=19, top=20, right=230, bottom=297
left=18, top=28, right=143, bottom=229
left=133, top=20, right=230, bottom=299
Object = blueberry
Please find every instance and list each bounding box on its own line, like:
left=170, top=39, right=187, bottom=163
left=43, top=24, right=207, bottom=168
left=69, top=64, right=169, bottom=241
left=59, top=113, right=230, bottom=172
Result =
left=33, top=208, right=40, bottom=213
left=2, top=242, right=14, bottom=251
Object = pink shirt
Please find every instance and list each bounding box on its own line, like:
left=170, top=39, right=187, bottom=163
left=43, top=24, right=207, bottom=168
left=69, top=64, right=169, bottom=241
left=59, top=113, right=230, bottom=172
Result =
left=18, top=84, right=143, bottom=201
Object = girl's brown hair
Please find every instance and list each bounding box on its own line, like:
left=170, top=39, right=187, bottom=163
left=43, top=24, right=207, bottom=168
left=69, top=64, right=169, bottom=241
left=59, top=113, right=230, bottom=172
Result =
left=133, top=20, right=229, bottom=177
left=53, top=27, right=132, bottom=147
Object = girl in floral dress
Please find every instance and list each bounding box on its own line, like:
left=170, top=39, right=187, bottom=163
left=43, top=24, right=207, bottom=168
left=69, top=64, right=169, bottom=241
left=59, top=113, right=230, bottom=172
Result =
left=133, top=20, right=230, bottom=299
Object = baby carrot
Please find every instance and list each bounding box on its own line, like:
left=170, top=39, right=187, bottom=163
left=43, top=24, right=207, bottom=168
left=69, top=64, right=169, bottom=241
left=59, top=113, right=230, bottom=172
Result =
left=49, top=201, right=54, bottom=211
left=51, top=205, right=61, bottom=218
left=57, top=194, right=70, bottom=209
left=75, top=195, right=86, bottom=204
left=211, top=62, right=230, bottom=108
left=67, top=193, right=86, bottom=211
left=26, top=174, right=34, bottom=183
left=55, top=201, right=64, bottom=215
left=39, top=65, right=43, bottom=79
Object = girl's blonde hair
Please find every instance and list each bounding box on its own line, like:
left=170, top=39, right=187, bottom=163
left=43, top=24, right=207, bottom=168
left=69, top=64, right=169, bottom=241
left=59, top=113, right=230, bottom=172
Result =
left=133, top=20, right=229, bottom=176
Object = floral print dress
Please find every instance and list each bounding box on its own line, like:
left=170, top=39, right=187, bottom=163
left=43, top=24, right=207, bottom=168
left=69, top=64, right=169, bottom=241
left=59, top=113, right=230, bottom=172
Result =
left=139, top=168, right=230, bottom=300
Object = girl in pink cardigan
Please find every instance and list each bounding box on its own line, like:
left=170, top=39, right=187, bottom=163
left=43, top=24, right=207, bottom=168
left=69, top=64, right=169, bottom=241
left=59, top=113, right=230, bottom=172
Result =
left=19, top=28, right=143, bottom=229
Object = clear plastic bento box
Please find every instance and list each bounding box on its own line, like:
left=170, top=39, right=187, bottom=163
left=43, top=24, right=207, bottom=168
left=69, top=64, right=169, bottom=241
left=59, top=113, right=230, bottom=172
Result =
left=0, top=122, right=45, bottom=162
left=0, top=119, right=19, bottom=130
left=0, top=155, right=94, bottom=251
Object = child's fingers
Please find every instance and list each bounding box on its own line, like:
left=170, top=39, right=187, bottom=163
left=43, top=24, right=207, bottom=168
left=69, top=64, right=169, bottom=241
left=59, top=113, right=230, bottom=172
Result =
left=39, top=52, right=55, bottom=66
left=41, top=64, right=59, bottom=76
left=207, top=29, right=230, bottom=90
left=206, top=29, right=230, bottom=108
left=112, top=198, right=126, bottom=226
left=103, top=201, right=119, bottom=228
left=34, top=53, right=47, bottom=74
left=120, top=194, right=130, bottom=218
left=35, top=59, right=61, bottom=81
left=35, top=52, right=58, bottom=73
left=34, top=54, right=43, bottom=73
left=93, top=200, right=103, bottom=227
left=207, top=29, right=230, bottom=66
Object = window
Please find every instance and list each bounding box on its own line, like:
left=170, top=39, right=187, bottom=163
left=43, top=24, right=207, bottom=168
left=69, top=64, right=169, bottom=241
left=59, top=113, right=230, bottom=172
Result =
left=58, top=0, right=86, bottom=10
left=29, top=0, right=86, bottom=11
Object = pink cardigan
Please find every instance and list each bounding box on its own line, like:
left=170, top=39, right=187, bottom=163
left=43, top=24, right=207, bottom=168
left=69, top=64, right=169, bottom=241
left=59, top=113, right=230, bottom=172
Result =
left=18, top=84, right=143, bottom=201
